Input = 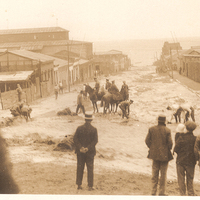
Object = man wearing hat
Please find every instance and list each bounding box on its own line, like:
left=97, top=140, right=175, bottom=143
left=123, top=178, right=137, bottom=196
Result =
left=73, top=112, right=98, bottom=191
left=105, top=79, right=111, bottom=91
left=145, top=114, right=173, bottom=196
left=119, top=100, right=133, bottom=119
left=174, top=121, right=197, bottom=196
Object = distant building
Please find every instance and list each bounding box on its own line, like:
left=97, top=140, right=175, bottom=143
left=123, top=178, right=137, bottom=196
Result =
left=0, top=27, right=93, bottom=61
left=162, top=42, right=182, bottom=56
left=93, top=50, right=131, bottom=75
left=179, top=47, right=200, bottom=82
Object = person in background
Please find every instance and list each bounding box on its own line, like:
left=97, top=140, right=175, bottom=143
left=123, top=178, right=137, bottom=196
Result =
left=16, top=84, right=23, bottom=102
left=73, top=113, right=98, bottom=191
left=190, top=106, right=195, bottom=122
left=120, top=81, right=129, bottom=100
left=59, top=81, right=63, bottom=94
left=105, top=79, right=111, bottom=91
left=119, top=100, right=133, bottom=119
left=54, top=84, right=59, bottom=100
left=76, top=90, right=85, bottom=115
left=172, top=123, right=186, bottom=155
left=166, top=105, right=183, bottom=124
left=145, top=114, right=173, bottom=196
left=174, top=121, right=197, bottom=196
left=94, top=77, right=100, bottom=95
left=108, top=80, right=119, bottom=94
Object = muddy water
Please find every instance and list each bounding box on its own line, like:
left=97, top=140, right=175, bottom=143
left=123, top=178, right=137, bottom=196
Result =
left=1, top=65, right=200, bottom=182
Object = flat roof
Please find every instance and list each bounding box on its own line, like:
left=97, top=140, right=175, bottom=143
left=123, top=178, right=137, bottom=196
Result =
left=0, top=27, right=68, bottom=35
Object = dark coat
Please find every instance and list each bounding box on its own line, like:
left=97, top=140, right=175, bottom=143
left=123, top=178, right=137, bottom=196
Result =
left=174, top=131, right=196, bottom=166
left=145, top=123, right=173, bottom=162
left=73, top=122, right=98, bottom=156
left=105, top=81, right=111, bottom=90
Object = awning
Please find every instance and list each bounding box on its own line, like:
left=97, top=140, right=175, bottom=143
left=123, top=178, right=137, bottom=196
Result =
left=0, top=71, right=34, bottom=82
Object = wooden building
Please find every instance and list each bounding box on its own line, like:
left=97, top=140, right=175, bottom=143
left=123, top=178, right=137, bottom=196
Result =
left=93, top=50, right=131, bottom=75
left=0, top=50, right=55, bottom=107
left=0, top=27, right=93, bottom=61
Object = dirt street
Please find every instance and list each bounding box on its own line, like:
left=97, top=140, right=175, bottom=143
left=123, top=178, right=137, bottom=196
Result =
left=1, top=65, right=200, bottom=195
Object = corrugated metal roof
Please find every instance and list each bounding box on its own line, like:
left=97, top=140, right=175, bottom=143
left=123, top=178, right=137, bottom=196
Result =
left=0, top=27, right=68, bottom=35
left=0, top=71, right=33, bottom=82
left=0, top=40, right=91, bottom=48
left=9, top=50, right=54, bottom=63
left=20, top=45, right=43, bottom=51
left=73, top=59, right=89, bottom=66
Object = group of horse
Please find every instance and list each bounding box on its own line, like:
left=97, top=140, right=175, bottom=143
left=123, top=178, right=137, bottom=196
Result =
left=84, top=84, right=127, bottom=113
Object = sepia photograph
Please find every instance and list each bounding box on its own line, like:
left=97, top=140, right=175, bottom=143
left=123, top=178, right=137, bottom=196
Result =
left=1, top=0, right=200, bottom=199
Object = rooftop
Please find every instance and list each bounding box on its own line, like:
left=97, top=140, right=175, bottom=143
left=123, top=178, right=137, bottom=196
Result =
left=0, top=71, right=34, bottom=82
left=0, top=27, right=69, bottom=35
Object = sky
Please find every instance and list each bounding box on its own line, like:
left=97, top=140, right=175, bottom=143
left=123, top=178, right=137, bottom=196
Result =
left=1, top=0, right=200, bottom=42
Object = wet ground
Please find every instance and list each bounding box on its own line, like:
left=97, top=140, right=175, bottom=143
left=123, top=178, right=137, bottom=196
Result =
left=1, top=65, right=200, bottom=195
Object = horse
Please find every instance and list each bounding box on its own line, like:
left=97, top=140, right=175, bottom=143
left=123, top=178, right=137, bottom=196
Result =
left=101, top=91, right=126, bottom=114
left=84, top=84, right=105, bottom=113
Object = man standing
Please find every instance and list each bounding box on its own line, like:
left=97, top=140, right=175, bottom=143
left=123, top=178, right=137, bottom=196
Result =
left=76, top=90, right=85, bottom=115
left=16, top=84, right=23, bottom=102
left=59, top=81, right=63, bottom=94
left=119, top=100, right=133, bottom=119
left=174, top=121, right=197, bottom=196
left=105, top=79, right=111, bottom=91
left=73, top=113, right=98, bottom=191
left=54, top=84, right=59, bottom=100
left=145, top=114, right=173, bottom=196
left=120, top=81, right=129, bottom=100
left=94, top=77, right=100, bottom=94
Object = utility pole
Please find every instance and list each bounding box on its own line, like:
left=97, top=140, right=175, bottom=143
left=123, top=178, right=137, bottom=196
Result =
left=170, top=47, right=173, bottom=79
left=67, top=42, right=70, bottom=92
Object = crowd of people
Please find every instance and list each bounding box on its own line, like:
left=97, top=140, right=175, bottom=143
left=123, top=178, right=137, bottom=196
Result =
left=145, top=114, right=200, bottom=196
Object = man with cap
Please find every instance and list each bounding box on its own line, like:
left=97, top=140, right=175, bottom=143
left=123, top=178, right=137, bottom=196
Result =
left=94, top=77, right=100, bottom=95
left=119, top=100, right=133, bottom=119
left=105, top=79, right=111, bottom=91
left=174, top=121, right=197, bottom=196
left=145, top=114, right=173, bottom=196
left=76, top=90, right=85, bottom=115
left=120, top=81, right=129, bottom=100
left=108, top=80, right=119, bottom=94
left=73, top=112, right=98, bottom=191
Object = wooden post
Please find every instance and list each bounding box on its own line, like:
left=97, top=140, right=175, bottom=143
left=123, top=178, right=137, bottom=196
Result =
left=170, top=47, right=173, bottom=79
left=0, top=89, right=3, bottom=110
left=67, top=42, right=70, bottom=92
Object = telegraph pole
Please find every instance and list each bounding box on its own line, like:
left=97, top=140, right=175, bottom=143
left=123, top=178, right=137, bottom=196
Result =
left=67, top=42, right=70, bottom=92
left=170, top=47, right=173, bottom=79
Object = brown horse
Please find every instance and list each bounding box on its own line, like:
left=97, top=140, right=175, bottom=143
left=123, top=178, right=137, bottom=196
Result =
left=84, top=84, right=105, bottom=113
left=101, top=91, right=125, bottom=114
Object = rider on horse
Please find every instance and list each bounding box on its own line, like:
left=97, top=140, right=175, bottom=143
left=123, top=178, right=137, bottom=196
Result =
left=108, top=80, right=121, bottom=100
left=94, top=77, right=100, bottom=95
left=105, top=79, right=111, bottom=91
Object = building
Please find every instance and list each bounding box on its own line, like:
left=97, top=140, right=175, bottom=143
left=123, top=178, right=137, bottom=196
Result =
left=0, top=27, right=93, bottom=61
left=162, top=42, right=182, bottom=56
left=93, top=50, right=131, bottom=75
left=179, top=47, right=200, bottom=82
left=0, top=50, right=55, bottom=108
